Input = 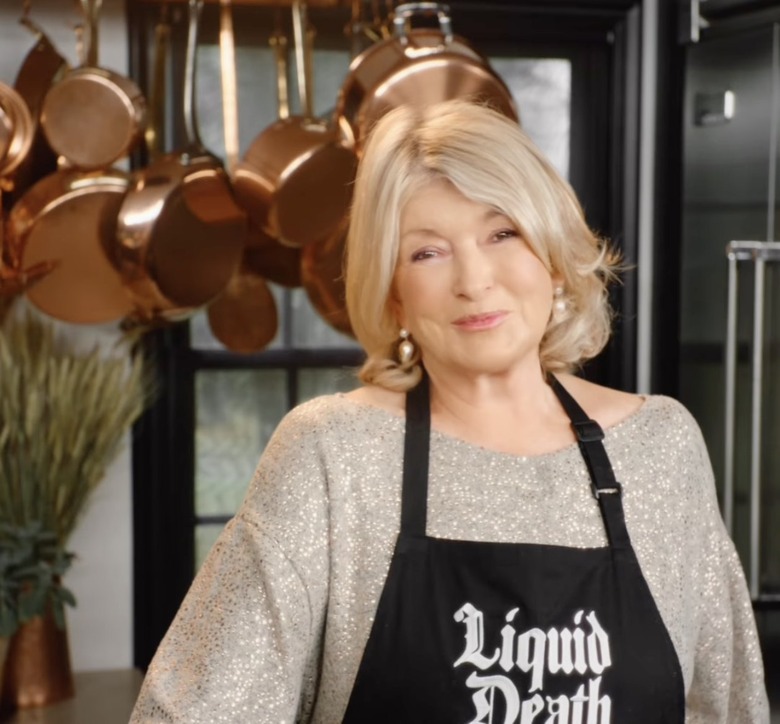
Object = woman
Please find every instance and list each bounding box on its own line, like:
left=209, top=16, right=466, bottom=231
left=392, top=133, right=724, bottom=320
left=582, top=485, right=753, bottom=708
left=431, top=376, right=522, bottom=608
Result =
left=130, top=100, right=769, bottom=723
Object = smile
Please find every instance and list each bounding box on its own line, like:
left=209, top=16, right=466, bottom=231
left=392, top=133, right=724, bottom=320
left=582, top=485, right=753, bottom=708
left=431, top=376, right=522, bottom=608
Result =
left=452, top=312, right=508, bottom=331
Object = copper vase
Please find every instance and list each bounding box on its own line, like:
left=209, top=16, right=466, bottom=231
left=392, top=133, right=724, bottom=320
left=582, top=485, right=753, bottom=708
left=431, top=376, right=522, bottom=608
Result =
left=0, top=607, right=75, bottom=711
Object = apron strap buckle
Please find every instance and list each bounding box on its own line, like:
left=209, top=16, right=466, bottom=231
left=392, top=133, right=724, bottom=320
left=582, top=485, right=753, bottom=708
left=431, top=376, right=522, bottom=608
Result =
left=572, top=419, right=605, bottom=443
left=592, top=481, right=623, bottom=499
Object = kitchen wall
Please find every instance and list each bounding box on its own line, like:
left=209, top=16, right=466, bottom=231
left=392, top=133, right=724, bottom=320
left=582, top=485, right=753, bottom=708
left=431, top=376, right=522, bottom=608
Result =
left=0, top=0, right=133, bottom=672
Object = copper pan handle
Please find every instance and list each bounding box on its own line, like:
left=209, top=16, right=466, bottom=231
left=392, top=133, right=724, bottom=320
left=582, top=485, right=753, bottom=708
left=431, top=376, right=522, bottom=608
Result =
left=183, top=0, right=204, bottom=150
left=77, top=0, right=102, bottom=66
left=146, top=4, right=170, bottom=158
left=291, top=0, right=312, bottom=119
left=392, top=2, right=452, bottom=44
left=303, top=24, right=316, bottom=119
left=219, top=0, right=239, bottom=173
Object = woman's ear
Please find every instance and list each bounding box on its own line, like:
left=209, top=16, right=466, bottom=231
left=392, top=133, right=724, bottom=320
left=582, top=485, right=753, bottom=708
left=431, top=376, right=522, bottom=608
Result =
left=388, top=286, right=406, bottom=329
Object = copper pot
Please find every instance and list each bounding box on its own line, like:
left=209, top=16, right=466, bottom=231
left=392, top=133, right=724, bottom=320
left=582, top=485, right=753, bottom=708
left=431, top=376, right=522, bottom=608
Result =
left=11, top=166, right=134, bottom=324
left=334, top=2, right=518, bottom=151
left=114, top=0, right=246, bottom=327
left=4, top=16, right=69, bottom=209
left=9, top=12, right=136, bottom=325
left=40, top=0, right=147, bottom=170
left=232, top=1, right=357, bottom=249
left=0, top=82, right=34, bottom=179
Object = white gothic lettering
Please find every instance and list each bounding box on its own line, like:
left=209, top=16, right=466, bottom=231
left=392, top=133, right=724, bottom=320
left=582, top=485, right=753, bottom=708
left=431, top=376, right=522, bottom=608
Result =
left=453, top=604, right=613, bottom=724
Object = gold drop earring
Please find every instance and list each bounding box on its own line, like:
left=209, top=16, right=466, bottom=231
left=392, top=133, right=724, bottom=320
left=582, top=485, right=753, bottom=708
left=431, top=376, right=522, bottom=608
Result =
left=398, top=328, right=415, bottom=364
left=553, top=286, right=568, bottom=318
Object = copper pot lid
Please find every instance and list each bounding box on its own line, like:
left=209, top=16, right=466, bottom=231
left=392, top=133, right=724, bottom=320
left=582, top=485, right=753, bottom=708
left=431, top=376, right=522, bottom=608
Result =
left=13, top=168, right=135, bottom=324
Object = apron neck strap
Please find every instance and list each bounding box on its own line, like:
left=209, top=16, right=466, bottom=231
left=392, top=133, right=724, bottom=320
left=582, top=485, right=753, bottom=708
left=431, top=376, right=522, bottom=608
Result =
left=401, top=372, right=431, bottom=536
left=547, top=373, right=631, bottom=549
left=400, top=371, right=631, bottom=549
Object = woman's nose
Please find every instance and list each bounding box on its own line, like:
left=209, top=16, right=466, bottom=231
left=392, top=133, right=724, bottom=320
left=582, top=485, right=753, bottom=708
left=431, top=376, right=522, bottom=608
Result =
left=453, top=248, right=494, bottom=299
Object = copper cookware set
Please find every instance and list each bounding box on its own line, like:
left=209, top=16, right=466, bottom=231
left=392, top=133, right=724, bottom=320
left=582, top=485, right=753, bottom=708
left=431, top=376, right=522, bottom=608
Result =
left=0, top=5, right=69, bottom=321
left=1, top=0, right=518, bottom=351
left=115, top=0, right=247, bottom=328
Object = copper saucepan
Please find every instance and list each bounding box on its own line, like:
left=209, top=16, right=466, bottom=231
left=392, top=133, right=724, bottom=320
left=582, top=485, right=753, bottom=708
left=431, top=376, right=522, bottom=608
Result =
left=11, top=166, right=135, bottom=324
left=114, top=0, right=247, bottom=327
left=0, top=83, right=34, bottom=180
left=40, top=0, right=147, bottom=170
left=335, top=2, right=518, bottom=151
left=205, top=0, right=279, bottom=355
left=239, top=26, right=302, bottom=287
left=11, top=14, right=137, bottom=325
left=5, top=15, right=70, bottom=211
left=232, top=1, right=357, bottom=250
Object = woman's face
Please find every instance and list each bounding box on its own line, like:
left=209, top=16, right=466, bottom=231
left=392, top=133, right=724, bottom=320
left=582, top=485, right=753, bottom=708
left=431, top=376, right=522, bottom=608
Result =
left=392, top=178, right=556, bottom=380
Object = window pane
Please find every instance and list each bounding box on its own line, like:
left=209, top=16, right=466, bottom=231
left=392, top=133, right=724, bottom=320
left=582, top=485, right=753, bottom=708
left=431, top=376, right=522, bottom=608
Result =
left=291, top=288, right=360, bottom=349
left=195, top=369, right=287, bottom=516
left=489, top=58, right=571, bottom=179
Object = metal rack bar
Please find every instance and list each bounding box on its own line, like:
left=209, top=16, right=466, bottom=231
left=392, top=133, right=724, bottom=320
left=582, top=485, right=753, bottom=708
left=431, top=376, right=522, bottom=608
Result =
left=723, top=239, right=780, bottom=600
left=750, top=254, right=765, bottom=599
left=724, top=250, right=737, bottom=534
left=136, top=0, right=349, bottom=7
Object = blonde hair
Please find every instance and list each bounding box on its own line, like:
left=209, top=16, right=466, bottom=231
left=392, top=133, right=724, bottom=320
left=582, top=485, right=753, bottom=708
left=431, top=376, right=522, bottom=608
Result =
left=345, top=99, right=620, bottom=392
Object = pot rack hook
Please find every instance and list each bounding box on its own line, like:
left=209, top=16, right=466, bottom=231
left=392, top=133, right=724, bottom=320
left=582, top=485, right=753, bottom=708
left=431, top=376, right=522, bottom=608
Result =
left=344, top=0, right=379, bottom=56
left=19, top=0, right=46, bottom=38
left=20, top=0, right=32, bottom=26
left=270, top=10, right=290, bottom=120
left=73, top=19, right=87, bottom=67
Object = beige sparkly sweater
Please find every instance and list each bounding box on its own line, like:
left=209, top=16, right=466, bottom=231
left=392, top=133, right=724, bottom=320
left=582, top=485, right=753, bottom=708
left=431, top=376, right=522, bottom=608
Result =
left=130, top=393, right=769, bottom=723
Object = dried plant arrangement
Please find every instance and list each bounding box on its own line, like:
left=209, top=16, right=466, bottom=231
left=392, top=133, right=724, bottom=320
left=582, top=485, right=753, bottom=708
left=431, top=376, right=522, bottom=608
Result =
left=0, top=313, right=152, bottom=545
left=0, top=522, right=76, bottom=637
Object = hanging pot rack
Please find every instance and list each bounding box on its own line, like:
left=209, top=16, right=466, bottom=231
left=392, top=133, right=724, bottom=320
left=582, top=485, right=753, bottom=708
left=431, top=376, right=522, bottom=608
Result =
left=136, top=0, right=352, bottom=7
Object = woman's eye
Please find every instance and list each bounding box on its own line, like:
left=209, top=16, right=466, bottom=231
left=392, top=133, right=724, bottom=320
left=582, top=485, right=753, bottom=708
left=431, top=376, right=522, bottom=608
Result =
left=493, top=228, right=519, bottom=242
left=411, top=248, right=438, bottom=262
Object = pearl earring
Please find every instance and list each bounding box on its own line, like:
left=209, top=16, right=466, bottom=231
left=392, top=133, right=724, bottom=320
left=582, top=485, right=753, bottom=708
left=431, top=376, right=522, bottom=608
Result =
left=553, top=286, right=568, bottom=316
left=398, top=328, right=415, bottom=364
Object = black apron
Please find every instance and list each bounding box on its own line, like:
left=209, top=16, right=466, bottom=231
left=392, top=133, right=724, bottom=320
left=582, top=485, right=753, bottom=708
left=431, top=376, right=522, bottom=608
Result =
left=342, top=374, right=685, bottom=724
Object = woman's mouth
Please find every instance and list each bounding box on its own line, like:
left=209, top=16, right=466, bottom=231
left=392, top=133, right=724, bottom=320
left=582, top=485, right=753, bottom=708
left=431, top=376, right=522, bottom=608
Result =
left=452, top=312, right=508, bottom=331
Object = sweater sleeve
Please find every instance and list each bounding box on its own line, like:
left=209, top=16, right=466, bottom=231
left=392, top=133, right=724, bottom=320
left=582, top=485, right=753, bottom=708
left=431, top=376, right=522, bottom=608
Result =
left=682, top=418, right=769, bottom=723
left=129, top=402, right=332, bottom=724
